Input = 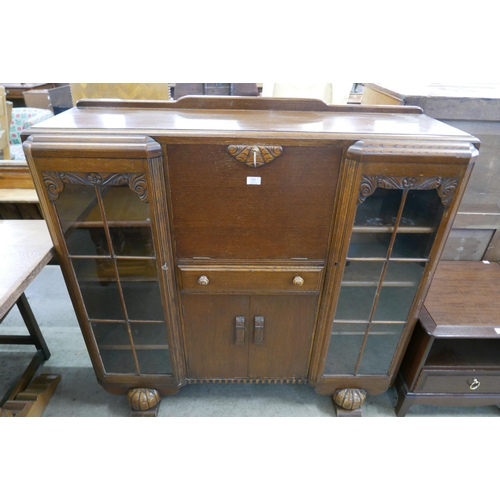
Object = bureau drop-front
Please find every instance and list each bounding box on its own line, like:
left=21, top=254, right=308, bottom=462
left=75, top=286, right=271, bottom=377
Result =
left=23, top=97, right=478, bottom=416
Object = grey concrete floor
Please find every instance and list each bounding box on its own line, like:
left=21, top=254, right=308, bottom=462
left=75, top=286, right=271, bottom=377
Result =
left=1, top=264, right=499, bottom=418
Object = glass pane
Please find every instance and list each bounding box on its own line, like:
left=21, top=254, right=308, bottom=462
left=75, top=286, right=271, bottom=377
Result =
left=401, top=189, right=445, bottom=228
left=335, top=286, right=377, bottom=321
left=342, top=261, right=384, bottom=284
left=100, top=185, right=150, bottom=223
left=54, top=184, right=109, bottom=256
left=392, top=232, right=436, bottom=259
left=116, top=259, right=163, bottom=320
left=72, top=258, right=124, bottom=319
left=373, top=286, right=418, bottom=322
left=385, top=261, right=426, bottom=285
left=130, top=322, right=168, bottom=346
left=131, top=323, right=172, bottom=375
left=92, top=321, right=130, bottom=347
left=136, top=350, right=172, bottom=374
left=357, top=324, right=405, bottom=375
left=91, top=322, right=136, bottom=374
left=355, top=188, right=403, bottom=227
left=348, top=233, right=391, bottom=258
left=323, top=323, right=367, bottom=375
left=116, top=258, right=157, bottom=281
left=109, top=227, right=155, bottom=257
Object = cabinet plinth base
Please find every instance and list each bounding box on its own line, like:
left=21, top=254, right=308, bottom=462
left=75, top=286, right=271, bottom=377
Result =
left=332, top=399, right=363, bottom=417
left=127, top=388, right=161, bottom=417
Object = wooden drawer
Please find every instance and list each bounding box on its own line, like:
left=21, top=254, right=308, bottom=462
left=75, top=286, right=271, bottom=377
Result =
left=414, top=369, right=500, bottom=394
left=178, top=266, right=323, bottom=293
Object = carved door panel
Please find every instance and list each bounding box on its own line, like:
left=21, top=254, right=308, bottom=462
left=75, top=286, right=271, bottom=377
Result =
left=182, top=294, right=250, bottom=379
left=248, top=295, right=318, bottom=379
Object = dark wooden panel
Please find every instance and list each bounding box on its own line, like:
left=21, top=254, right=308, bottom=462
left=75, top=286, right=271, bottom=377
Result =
left=248, top=295, right=318, bottom=378
left=424, top=261, right=500, bottom=327
left=182, top=294, right=249, bottom=379
left=414, top=369, right=500, bottom=393
left=167, top=144, right=341, bottom=260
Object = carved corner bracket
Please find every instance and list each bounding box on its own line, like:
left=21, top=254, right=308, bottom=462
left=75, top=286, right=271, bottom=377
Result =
left=42, top=171, right=149, bottom=203
left=358, top=175, right=458, bottom=206
left=227, top=145, right=283, bottom=168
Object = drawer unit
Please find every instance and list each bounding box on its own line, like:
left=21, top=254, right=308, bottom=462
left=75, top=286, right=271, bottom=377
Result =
left=178, top=265, right=324, bottom=293
left=396, top=261, right=500, bottom=416
left=414, top=369, right=500, bottom=394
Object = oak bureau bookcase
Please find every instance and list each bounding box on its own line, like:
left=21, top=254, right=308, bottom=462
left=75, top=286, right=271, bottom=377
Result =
left=22, top=97, right=478, bottom=416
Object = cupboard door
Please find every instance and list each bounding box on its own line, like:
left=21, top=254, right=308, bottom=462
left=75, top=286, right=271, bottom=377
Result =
left=182, top=295, right=249, bottom=379
left=248, top=295, right=318, bottom=379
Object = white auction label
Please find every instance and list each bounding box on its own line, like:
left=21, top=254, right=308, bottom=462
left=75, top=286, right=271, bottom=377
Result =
left=495, top=328, right=500, bottom=334
left=247, top=177, right=261, bottom=185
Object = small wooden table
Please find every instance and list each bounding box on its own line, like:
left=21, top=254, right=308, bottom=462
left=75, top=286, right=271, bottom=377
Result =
left=396, top=261, right=500, bottom=416
left=0, top=219, right=60, bottom=417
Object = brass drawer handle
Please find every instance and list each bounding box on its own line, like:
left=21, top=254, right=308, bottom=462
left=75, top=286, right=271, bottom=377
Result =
left=235, top=316, right=245, bottom=345
left=293, top=276, right=304, bottom=286
left=254, top=316, right=264, bottom=345
left=198, top=276, right=209, bottom=286
left=469, top=379, right=480, bottom=391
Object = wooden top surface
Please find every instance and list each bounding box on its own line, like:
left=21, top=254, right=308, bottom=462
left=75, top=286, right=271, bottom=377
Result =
left=26, top=96, right=475, bottom=143
left=0, top=219, right=53, bottom=318
left=424, top=261, right=500, bottom=330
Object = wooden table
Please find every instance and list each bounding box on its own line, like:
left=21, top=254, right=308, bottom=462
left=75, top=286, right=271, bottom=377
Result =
left=0, top=219, right=59, bottom=417
left=0, top=83, right=55, bottom=106
left=396, top=261, right=500, bottom=416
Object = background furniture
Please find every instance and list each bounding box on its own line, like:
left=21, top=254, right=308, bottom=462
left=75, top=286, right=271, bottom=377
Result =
left=0, top=83, right=56, bottom=107
left=0, top=86, right=13, bottom=160
left=172, top=83, right=258, bottom=99
left=396, top=261, right=500, bottom=416
left=23, top=96, right=478, bottom=416
left=0, top=219, right=59, bottom=417
left=70, top=83, right=171, bottom=104
left=23, top=85, right=73, bottom=115
left=362, top=83, right=500, bottom=262
left=261, top=83, right=353, bottom=104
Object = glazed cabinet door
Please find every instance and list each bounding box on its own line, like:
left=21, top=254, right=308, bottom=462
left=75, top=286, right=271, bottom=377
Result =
left=24, top=136, right=184, bottom=389
left=312, top=139, right=478, bottom=394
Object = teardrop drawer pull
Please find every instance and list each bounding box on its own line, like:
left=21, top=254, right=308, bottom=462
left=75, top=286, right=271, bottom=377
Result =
left=198, top=276, right=210, bottom=286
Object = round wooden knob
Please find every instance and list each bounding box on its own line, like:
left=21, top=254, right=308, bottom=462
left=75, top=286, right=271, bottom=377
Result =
left=293, top=276, right=304, bottom=286
left=198, top=275, right=210, bottom=286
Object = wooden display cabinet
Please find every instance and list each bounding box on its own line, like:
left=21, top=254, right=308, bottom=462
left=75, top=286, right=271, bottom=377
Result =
left=22, top=97, right=478, bottom=416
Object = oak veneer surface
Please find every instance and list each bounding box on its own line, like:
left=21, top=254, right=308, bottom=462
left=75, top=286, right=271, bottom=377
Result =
left=424, top=261, right=500, bottom=327
left=27, top=101, right=474, bottom=142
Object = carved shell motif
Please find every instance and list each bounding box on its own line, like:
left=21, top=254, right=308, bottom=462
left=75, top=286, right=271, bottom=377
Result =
left=127, top=388, right=161, bottom=411
left=227, top=145, right=283, bottom=167
left=333, top=388, right=367, bottom=410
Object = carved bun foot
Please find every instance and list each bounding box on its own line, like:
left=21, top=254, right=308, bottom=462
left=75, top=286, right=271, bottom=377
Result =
left=332, top=388, right=367, bottom=417
left=127, top=388, right=161, bottom=417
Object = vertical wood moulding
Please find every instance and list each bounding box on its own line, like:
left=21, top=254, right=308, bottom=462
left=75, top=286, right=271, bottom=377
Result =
left=146, top=154, right=187, bottom=383
left=308, top=152, right=363, bottom=383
